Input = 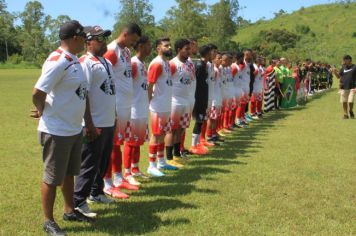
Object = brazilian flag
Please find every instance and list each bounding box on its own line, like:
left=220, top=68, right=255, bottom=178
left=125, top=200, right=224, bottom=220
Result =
left=281, top=77, right=297, bottom=108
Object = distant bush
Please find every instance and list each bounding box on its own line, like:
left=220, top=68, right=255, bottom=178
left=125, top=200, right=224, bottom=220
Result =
left=352, top=32, right=356, bottom=38
left=7, top=54, right=23, bottom=65
left=0, top=61, right=39, bottom=69
left=296, top=24, right=311, bottom=34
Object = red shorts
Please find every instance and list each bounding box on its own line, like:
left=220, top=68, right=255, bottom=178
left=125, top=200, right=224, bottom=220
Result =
left=150, top=111, right=171, bottom=136
left=210, top=106, right=221, bottom=120
left=113, top=119, right=131, bottom=145
left=171, top=105, right=191, bottom=130
left=126, top=118, right=149, bottom=146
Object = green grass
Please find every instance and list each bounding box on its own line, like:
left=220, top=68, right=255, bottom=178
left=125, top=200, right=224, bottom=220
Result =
left=0, top=69, right=355, bottom=235
left=233, top=3, right=356, bottom=64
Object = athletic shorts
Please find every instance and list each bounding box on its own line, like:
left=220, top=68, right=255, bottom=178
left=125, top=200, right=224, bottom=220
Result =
left=39, top=131, right=82, bottom=186
left=252, top=91, right=263, bottom=101
left=114, top=107, right=131, bottom=145
left=171, top=105, right=191, bottom=130
left=126, top=118, right=149, bottom=146
left=151, top=111, right=172, bottom=136
left=340, top=89, right=355, bottom=103
left=222, top=98, right=232, bottom=112
left=210, top=106, right=221, bottom=120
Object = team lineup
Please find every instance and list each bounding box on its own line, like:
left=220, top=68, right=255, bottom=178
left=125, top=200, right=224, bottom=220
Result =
left=32, top=21, right=338, bottom=236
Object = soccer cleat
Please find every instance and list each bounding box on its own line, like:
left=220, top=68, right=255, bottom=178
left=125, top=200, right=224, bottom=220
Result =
left=132, top=170, right=150, bottom=179
left=104, top=187, right=129, bottom=199
left=63, top=210, right=95, bottom=223
left=43, top=220, right=66, bottom=236
left=189, top=145, right=208, bottom=155
left=116, top=179, right=139, bottom=191
left=343, top=114, right=349, bottom=119
left=200, top=139, right=215, bottom=147
left=245, top=114, right=253, bottom=122
left=147, top=167, right=165, bottom=177
left=349, top=111, right=355, bottom=119
left=180, top=149, right=191, bottom=156
left=222, top=128, right=232, bottom=134
left=87, top=194, right=114, bottom=204
left=217, top=130, right=227, bottom=137
left=125, top=175, right=141, bottom=186
left=75, top=203, right=97, bottom=218
left=257, top=113, right=263, bottom=119
left=167, top=159, right=184, bottom=168
left=157, top=162, right=179, bottom=170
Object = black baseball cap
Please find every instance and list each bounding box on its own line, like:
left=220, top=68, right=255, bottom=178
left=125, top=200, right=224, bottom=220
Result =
left=84, top=26, right=111, bottom=41
left=59, top=20, right=85, bottom=40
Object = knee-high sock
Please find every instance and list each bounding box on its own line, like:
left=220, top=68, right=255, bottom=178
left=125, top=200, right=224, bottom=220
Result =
left=180, top=130, right=186, bottom=151
left=131, top=146, right=140, bottom=172
left=238, top=103, right=246, bottom=119
left=123, top=143, right=133, bottom=176
left=200, top=121, right=207, bottom=141
left=223, top=110, right=230, bottom=129
left=148, top=144, right=158, bottom=168
left=250, top=95, right=256, bottom=114
left=257, top=100, right=263, bottom=114
left=105, top=144, right=122, bottom=178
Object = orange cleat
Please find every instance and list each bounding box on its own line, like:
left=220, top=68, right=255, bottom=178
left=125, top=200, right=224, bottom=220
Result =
left=189, top=145, right=208, bottom=155
left=104, top=187, right=129, bottom=199
left=200, top=139, right=215, bottom=147
left=116, top=180, right=140, bottom=191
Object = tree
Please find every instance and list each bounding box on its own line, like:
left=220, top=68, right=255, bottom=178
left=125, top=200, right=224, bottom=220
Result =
left=160, top=0, right=207, bottom=42
left=206, top=0, right=240, bottom=50
left=19, top=1, right=49, bottom=64
left=113, top=0, right=155, bottom=38
left=46, top=15, right=71, bottom=49
left=273, top=9, right=287, bottom=18
left=0, top=0, right=20, bottom=62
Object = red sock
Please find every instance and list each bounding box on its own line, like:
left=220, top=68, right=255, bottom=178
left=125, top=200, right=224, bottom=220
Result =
left=105, top=144, right=122, bottom=178
left=131, top=146, right=140, bottom=173
left=123, top=143, right=133, bottom=177
left=200, top=121, right=207, bottom=141
left=238, top=103, right=246, bottom=119
left=157, top=143, right=165, bottom=160
left=223, top=111, right=229, bottom=129
left=257, top=100, right=263, bottom=113
left=250, top=95, right=256, bottom=114
left=180, top=130, right=186, bottom=151
left=148, top=144, right=158, bottom=163
left=206, top=120, right=213, bottom=138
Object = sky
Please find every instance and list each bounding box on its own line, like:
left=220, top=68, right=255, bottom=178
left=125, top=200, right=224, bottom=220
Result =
left=7, top=0, right=333, bottom=30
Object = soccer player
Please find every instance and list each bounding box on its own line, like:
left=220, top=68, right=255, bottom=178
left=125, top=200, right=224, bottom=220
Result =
left=122, top=35, right=152, bottom=186
left=220, top=52, right=234, bottom=133
left=147, top=37, right=175, bottom=177
left=263, top=59, right=277, bottom=113
left=73, top=26, right=117, bottom=217
left=212, top=52, right=225, bottom=137
left=32, top=20, right=93, bottom=236
left=231, top=52, right=244, bottom=128
left=251, top=56, right=265, bottom=119
left=167, top=38, right=195, bottom=165
left=190, top=45, right=213, bottom=154
left=103, top=23, right=142, bottom=196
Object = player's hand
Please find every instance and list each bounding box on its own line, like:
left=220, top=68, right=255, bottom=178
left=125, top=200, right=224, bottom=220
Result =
left=30, top=109, right=41, bottom=119
left=85, top=125, right=99, bottom=142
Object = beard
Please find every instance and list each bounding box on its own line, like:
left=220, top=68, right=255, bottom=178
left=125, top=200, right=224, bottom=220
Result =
left=163, top=50, right=173, bottom=58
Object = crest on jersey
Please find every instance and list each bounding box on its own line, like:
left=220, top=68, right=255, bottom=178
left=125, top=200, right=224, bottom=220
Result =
left=76, top=82, right=88, bottom=100
left=100, top=79, right=115, bottom=95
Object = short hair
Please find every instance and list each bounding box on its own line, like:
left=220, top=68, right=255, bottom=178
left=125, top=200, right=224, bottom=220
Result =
left=123, top=23, right=142, bottom=37
left=133, top=35, right=150, bottom=50
left=343, top=55, right=352, bottom=60
left=244, top=48, right=253, bottom=53
left=188, top=38, right=198, bottom=43
left=174, top=38, right=190, bottom=53
left=236, top=51, right=244, bottom=60
left=199, top=45, right=212, bottom=57
left=207, top=43, right=218, bottom=50
left=155, top=37, right=170, bottom=49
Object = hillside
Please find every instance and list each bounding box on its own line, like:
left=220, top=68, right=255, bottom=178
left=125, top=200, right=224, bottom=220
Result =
left=233, top=3, right=356, bottom=64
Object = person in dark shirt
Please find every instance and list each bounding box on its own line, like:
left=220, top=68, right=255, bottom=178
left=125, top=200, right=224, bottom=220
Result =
left=333, top=55, right=356, bottom=119
left=190, top=45, right=213, bottom=155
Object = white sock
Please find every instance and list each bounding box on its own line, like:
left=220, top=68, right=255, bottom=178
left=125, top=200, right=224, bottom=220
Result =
left=157, top=157, right=166, bottom=165
left=149, top=161, right=156, bottom=168
left=124, top=168, right=131, bottom=177
left=113, top=172, right=123, bottom=186
left=104, top=178, right=113, bottom=190
left=192, top=133, right=199, bottom=147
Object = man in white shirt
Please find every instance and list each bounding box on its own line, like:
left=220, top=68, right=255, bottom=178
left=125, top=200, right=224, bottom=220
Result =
left=32, top=20, right=93, bottom=236
left=73, top=26, right=119, bottom=218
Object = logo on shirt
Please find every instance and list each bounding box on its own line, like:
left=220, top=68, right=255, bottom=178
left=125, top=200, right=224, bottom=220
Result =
left=124, top=69, right=132, bottom=78
left=166, top=79, right=173, bottom=86
left=76, top=82, right=88, bottom=100
left=344, top=69, right=353, bottom=73
left=141, top=82, right=148, bottom=90
left=100, top=78, right=116, bottom=95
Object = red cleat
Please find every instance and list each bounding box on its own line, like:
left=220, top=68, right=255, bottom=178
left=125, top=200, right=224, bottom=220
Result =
left=116, top=180, right=140, bottom=191
left=104, top=187, right=129, bottom=199
left=200, top=139, right=215, bottom=147
left=189, top=145, right=209, bottom=155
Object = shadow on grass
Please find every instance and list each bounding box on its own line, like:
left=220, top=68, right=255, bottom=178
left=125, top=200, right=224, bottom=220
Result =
left=65, top=199, right=195, bottom=235
left=68, top=90, right=331, bottom=235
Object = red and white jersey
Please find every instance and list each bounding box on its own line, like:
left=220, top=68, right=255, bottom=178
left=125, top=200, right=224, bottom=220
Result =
left=238, top=61, right=251, bottom=93
left=79, top=52, right=116, bottom=128
left=187, top=57, right=196, bottom=108
left=148, top=55, right=173, bottom=113
left=104, top=41, right=133, bottom=110
left=212, top=65, right=222, bottom=107
left=170, top=57, right=195, bottom=106
left=221, top=65, right=234, bottom=99
left=207, top=62, right=215, bottom=104
left=232, top=63, right=243, bottom=98
left=131, top=56, right=149, bottom=119
left=253, top=64, right=265, bottom=92
left=35, top=47, right=88, bottom=136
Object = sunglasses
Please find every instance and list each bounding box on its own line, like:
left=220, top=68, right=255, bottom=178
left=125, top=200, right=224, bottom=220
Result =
left=91, top=35, right=108, bottom=43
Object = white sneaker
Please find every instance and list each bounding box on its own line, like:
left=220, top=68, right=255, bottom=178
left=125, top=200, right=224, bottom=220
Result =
left=132, top=171, right=150, bottom=179
left=147, top=167, right=165, bottom=177
left=87, top=194, right=114, bottom=204
left=75, top=202, right=97, bottom=218
left=125, top=175, right=141, bottom=186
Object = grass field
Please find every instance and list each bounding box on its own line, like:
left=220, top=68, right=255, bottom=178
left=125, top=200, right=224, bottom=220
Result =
left=0, top=69, right=355, bottom=235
